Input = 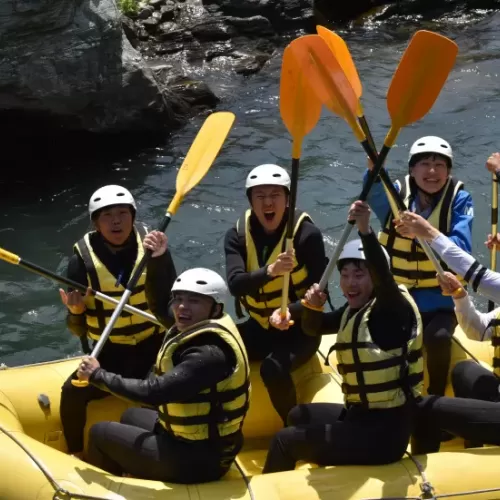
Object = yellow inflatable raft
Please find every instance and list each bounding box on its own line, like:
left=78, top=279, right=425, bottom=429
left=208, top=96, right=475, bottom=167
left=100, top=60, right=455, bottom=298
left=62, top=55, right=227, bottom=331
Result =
left=0, top=328, right=499, bottom=500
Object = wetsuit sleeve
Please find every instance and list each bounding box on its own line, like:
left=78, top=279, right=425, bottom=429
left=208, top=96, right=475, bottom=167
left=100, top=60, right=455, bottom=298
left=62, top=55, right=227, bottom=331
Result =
left=302, top=305, right=346, bottom=336
left=430, top=233, right=500, bottom=302
left=224, top=226, right=273, bottom=297
left=363, top=168, right=401, bottom=226
left=454, top=295, right=497, bottom=341
left=294, top=221, right=326, bottom=286
left=361, top=229, right=414, bottom=349
left=448, top=190, right=473, bottom=253
left=65, top=253, right=88, bottom=338
left=90, top=333, right=236, bottom=406
left=145, top=249, right=177, bottom=329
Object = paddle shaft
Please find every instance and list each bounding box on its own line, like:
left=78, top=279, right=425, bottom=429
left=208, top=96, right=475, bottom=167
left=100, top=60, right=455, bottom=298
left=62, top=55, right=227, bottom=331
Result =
left=281, top=157, right=300, bottom=315
left=489, top=173, right=498, bottom=312
left=0, top=248, right=160, bottom=325
left=318, top=142, right=391, bottom=290
left=89, top=213, right=172, bottom=359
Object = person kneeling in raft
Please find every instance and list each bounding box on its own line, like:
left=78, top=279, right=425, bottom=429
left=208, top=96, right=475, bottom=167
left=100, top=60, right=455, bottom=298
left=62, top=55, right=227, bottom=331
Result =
left=76, top=253, right=250, bottom=483
left=262, top=200, right=423, bottom=473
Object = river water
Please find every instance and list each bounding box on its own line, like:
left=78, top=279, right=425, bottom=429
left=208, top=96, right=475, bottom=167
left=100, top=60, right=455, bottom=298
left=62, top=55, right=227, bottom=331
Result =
left=1, top=13, right=499, bottom=367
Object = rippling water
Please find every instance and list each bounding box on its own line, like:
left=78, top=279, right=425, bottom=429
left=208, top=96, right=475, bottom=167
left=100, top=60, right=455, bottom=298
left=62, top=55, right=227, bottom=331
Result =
left=1, top=13, right=500, bottom=366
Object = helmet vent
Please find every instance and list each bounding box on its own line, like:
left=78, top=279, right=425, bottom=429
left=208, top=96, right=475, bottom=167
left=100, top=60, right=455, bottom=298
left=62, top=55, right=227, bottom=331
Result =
left=196, top=280, right=208, bottom=285
left=93, top=197, right=102, bottom=202
left=117, top=192, right=125, bottom=197
left=249, top=175, right=257, bottom=179
left=417, top=142, right=425, bottom=146
left=272, top=173, right=282, bottom=178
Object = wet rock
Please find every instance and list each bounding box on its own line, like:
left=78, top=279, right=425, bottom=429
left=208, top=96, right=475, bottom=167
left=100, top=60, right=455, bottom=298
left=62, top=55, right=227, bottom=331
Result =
left=191, top=19, right=237, bottom=41
left=141, top=17, right=160, bottom=33
left=168, top=76, right=220, bottom=108
left=155, top=22, right=191, bottom=41
left=232, top=50, right=271, bottom=75
left=149, top=0, right=165, bottom=8
left=225, top=15, right=275, bottom=36
left=160, top=2, right=177, bottom=21
left=138, top=5, right=155, bottom=19
left=0, top=0, right=182, bottom=135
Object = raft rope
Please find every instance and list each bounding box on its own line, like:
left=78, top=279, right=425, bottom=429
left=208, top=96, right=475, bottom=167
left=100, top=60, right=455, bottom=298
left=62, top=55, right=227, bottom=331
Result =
left=0, top=423, right=255, bottom=500
left=235, top=457, right=255, bottom=500
left=0, top=424, right=112, bottom=500
left=360, top=452, right=500, bottom=500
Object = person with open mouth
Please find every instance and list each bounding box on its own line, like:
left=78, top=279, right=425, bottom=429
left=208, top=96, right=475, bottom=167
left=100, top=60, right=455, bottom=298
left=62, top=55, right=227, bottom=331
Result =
left=58, top=184, right=177, bottom=460
left=224, top=164, right=327, bottom=424
left=365, top=136, right=474, bottom=416
left=78, top=266, right=250, bottom=483
left=263, top=199, right=424, bottom=473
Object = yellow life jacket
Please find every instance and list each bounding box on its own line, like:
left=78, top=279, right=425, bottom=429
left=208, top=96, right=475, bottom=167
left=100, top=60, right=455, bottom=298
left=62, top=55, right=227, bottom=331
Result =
left=236, top=209, right=311, bottom=329
left=327, top=285, right=424, bottom=409
left=74, top=224, right=163, bottom=345
left=155, top=314, right=250, bottom=441
left=486, top=312, right=500, bottom=378
left=378, top=175, right=466, bottom=289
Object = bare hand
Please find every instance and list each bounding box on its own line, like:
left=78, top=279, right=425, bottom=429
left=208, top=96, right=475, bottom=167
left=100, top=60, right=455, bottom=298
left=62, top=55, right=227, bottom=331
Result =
left=143, top=231, right=168, bottom=258
left=486, top=152, right=500, bottom=175
left=485, top=233, right=500, bottom=251
left=394, top=211, right=439, bottom=241
left=59, top=287, right=91, bottom=315
left=304, top=283, right=326, bottom=308
left=268, top=250, right=295, bottom=277
left=437, top=271, right=467, bottom=299
left=269, top=308, right=294, bottom=330
left=77, top=356, right=100, bottom=381
left=348, top=200, right=371, bottom=234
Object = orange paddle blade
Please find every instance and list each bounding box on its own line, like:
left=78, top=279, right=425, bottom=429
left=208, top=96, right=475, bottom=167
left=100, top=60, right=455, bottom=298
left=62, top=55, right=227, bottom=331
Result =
left=288, top=34, right=365, bottom=142
left=387, top=30, right=458, bottom=128
left=317, top=25, right=362, bottom=100
left=279, top=45, right=322, bottom=145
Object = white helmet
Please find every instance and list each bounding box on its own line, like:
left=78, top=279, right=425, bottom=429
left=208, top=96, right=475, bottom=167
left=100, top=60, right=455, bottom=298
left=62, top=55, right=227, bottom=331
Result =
left=409, top=136, right=453, bottom=164
left=245, top=164, right=291, bottom=192
left=338, top=239, right=390, bottom=268
left=171, top=268, right=228, bottom=304
left=89, top=185, right=137, bottom=218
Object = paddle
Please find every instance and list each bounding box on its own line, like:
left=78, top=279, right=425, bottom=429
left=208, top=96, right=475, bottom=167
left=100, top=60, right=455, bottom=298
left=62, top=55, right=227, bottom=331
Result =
left=315, top=27, right=461, bottom=289
left=489, top=173, right=498, bottom=312
left=72, top=111, right=236, bottom=387
left=317, top=25, right=398, bottom=215
left=278, top=45, right=322, bottom=317
left=288, top=31, right=458, bottom=289
left=0, top=247, right=161, bottom=325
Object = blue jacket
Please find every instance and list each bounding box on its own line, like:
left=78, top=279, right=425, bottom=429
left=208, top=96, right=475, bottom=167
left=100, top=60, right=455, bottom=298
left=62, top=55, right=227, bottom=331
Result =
left=364, top=169, right=474, bottom=313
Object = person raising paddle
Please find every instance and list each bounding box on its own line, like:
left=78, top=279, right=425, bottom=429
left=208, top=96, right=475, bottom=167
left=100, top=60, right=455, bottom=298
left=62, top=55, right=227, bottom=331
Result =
left=365, top=137, right=474, bottom=405
left=263, top=200, right=423, bottom=473
left=58, top=185, right=177, bottom=459
left=224, top=164, right=327, bottom=424
left=77, top=266, right=250, bottom=483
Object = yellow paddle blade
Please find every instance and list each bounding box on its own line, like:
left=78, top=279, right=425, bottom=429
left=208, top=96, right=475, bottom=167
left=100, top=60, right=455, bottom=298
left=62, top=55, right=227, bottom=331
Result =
left=288, top=34, right=365, bottom=142
left=387, top=30, right=458, bottom=128
left=167, top=111, right=235, bottom=214
left=317, top=25, right=362, bottom=99
left=280, top=45, right=322, bottom=157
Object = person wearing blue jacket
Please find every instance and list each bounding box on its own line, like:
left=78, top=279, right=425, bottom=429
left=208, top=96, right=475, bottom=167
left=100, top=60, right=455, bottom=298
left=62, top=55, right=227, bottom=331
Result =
left=365, top=136, right=474, bottom=403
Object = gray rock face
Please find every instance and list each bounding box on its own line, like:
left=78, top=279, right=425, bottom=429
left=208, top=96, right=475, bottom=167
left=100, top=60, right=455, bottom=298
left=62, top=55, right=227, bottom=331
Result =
left=0, top=0, right=214, bottom=135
